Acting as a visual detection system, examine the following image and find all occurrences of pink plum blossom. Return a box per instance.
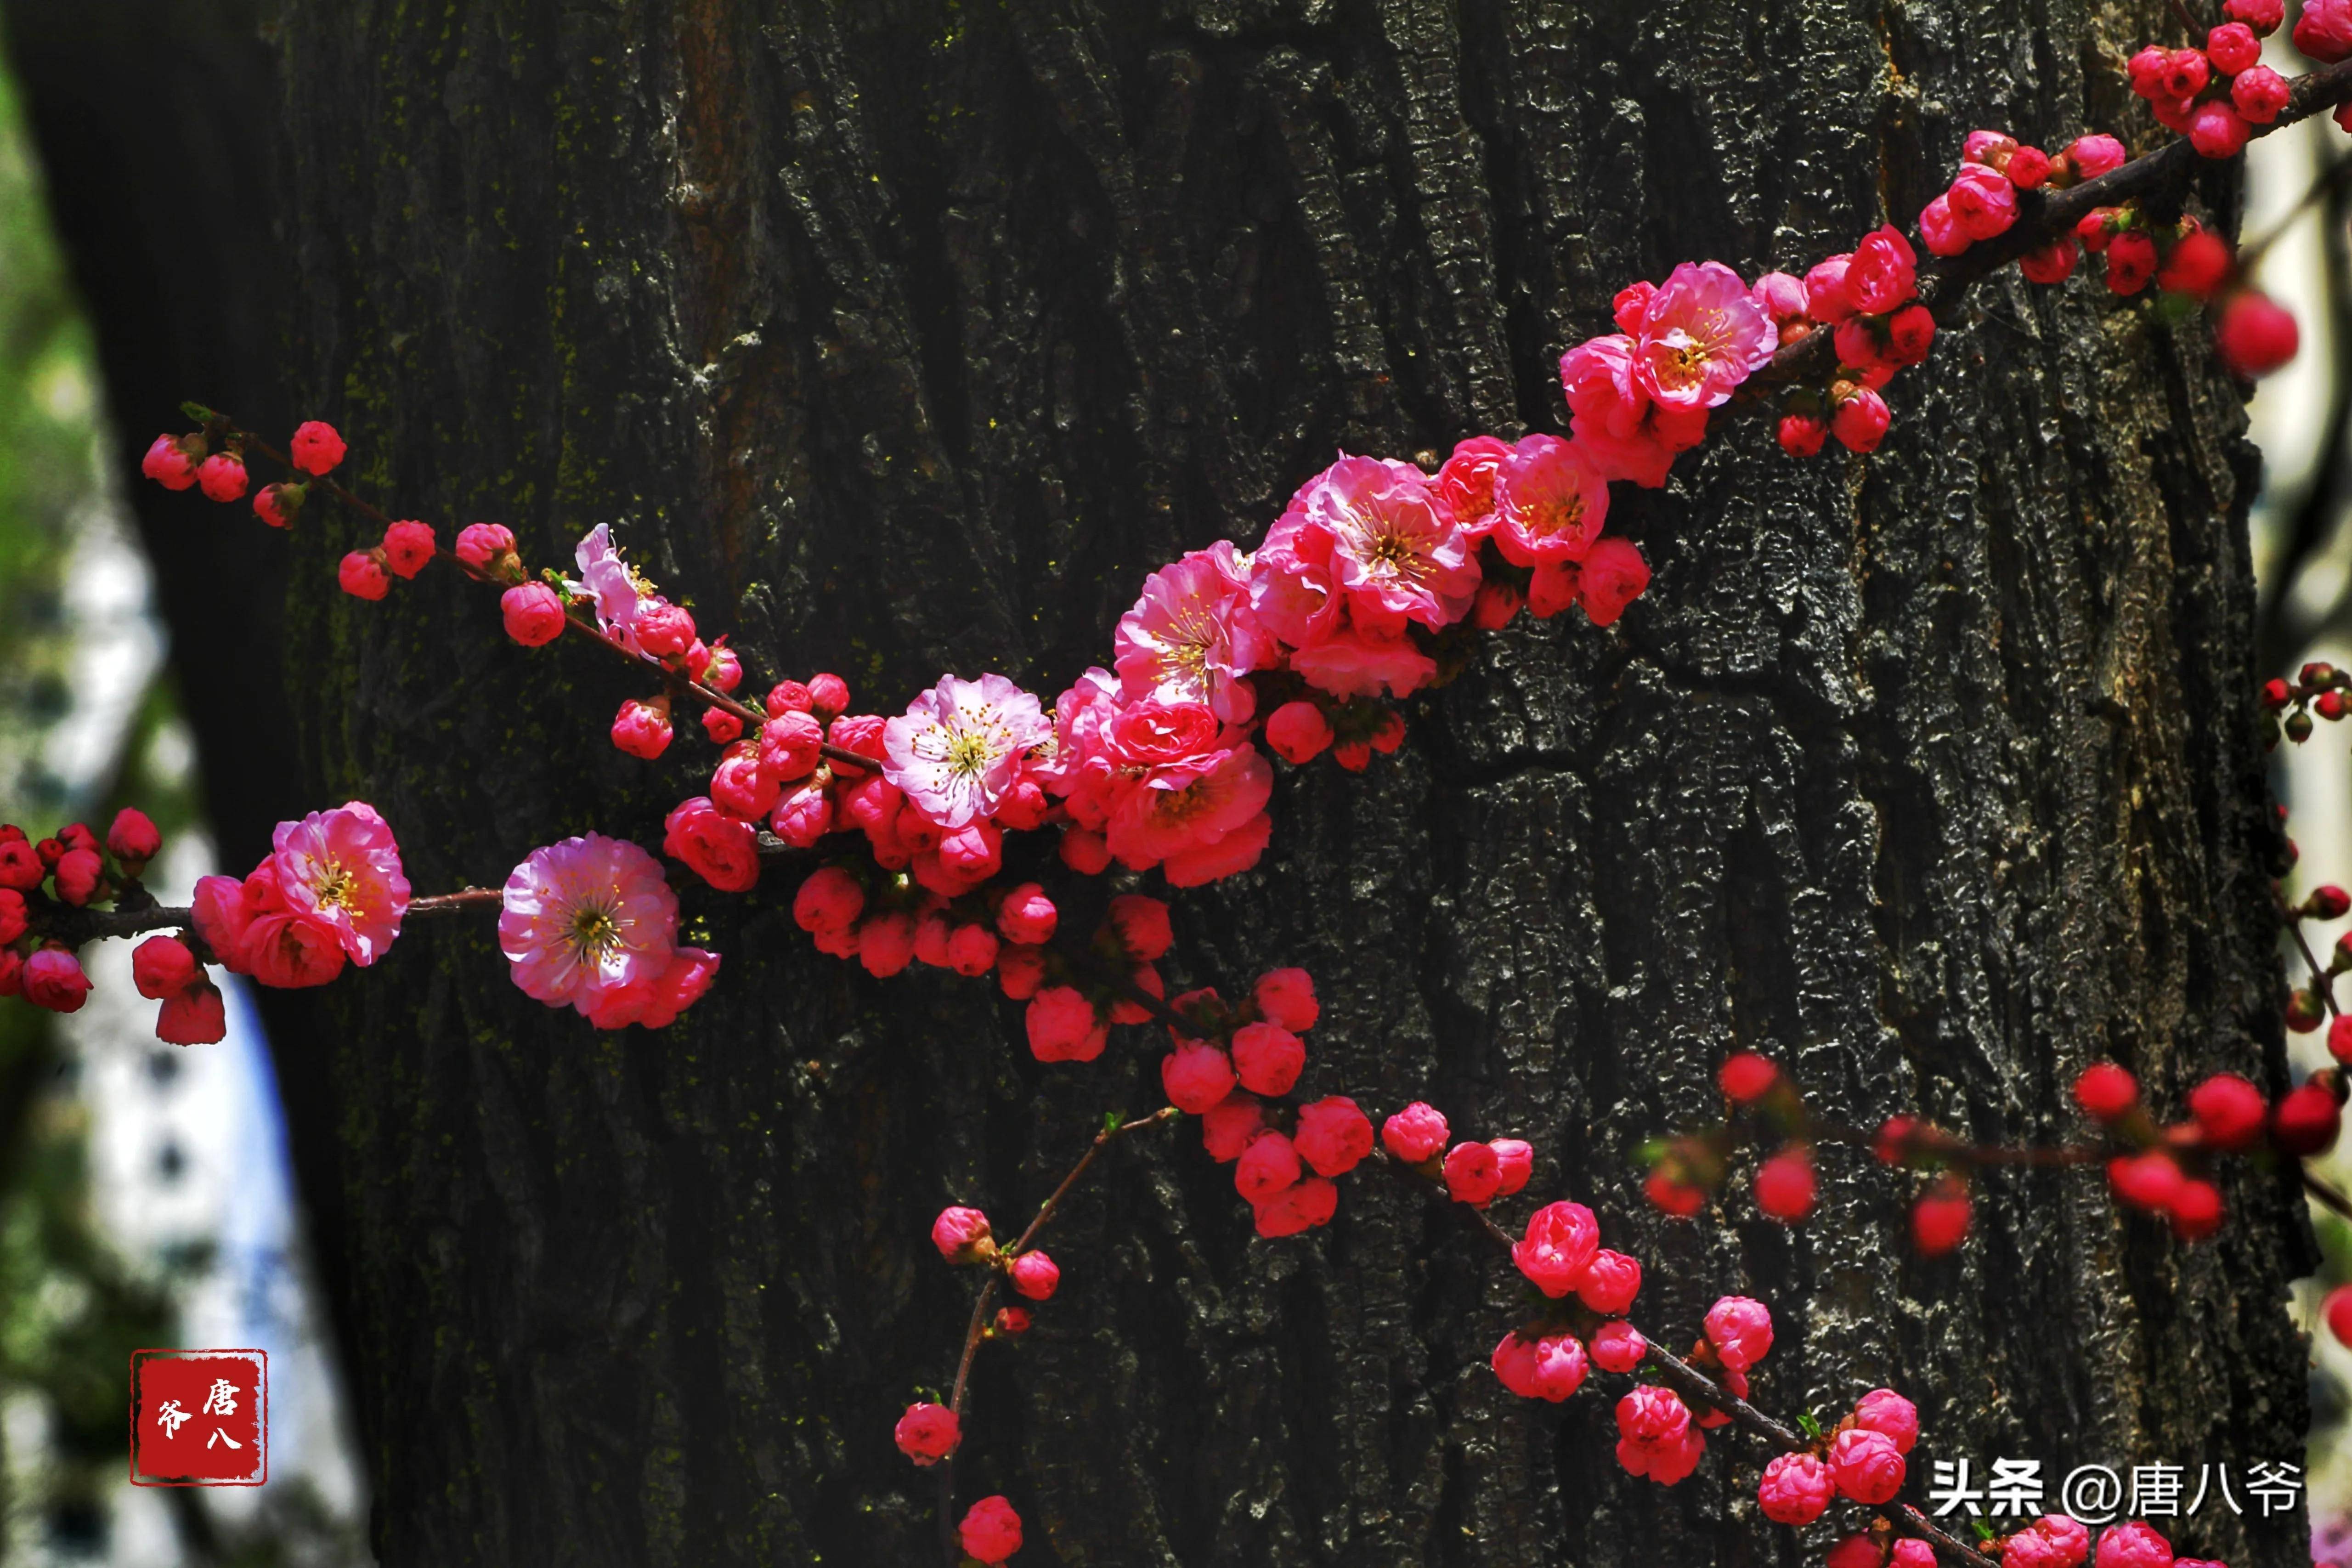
[270,801,410,966]
[1853,1387,1919,1452]
[1757,1452,1836,1524]
[1114,542,1272,723]
[565,524,646,640]
[1493,435,1609,567]
[1513,1200,1600,1297]
[883,673,1051,828]
[1284,454,1480,630]
[1703,1295,1775,1370]
[498,833,684,1028]
[1633,260,1777,411]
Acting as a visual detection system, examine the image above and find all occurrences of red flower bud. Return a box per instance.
[107,807,160,868]
[1911,1176,1972,1256]
[501,582,567,646]
[2073,1061,2139,1119]
[2188,1072,2268,1150]
[1753,1147,1816,1222]
[1718,1051,1778,1103]
[2273,1081,2343,1156]
[289,419,346,475]
[2216,290,2300,379]
[339,550,391,601]
[381,520,436,579]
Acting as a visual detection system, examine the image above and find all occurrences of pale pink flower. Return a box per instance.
[1114,542,1272,723]
[565,524,646,638]
[499,833,681,1026]
[1634,261,1776,411]
[270,801,410,966]
[1288,453,1480,630]
[1493,435,1610,567]
[883,673,1052,828]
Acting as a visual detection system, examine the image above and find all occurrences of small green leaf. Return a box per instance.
[1973,1520,1996,1542]
[179,400,217,423]
[1796,1411,1823,1439]
[1103,1110,1125,1134]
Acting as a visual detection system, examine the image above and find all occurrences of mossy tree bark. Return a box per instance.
[17,0,2327,1563]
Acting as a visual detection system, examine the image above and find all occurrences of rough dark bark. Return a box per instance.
[22,1,2331,1564]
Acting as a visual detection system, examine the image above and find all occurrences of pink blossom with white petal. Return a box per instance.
[1114,542,1273,724]
[883,673,1052,829]
[565,524,646,640]
[270,801,411,966]
[498,833,684,1027]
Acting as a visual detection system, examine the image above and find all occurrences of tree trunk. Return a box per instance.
[36,1,2331,1563]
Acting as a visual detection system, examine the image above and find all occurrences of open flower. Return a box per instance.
[1493,435,1610,567]
[564,524,643,633]
[883,673,1051,828]
[1105,740,1273,871]
[1633,261,1776,411]
[498,833,682,1027]
[271,801,410,965]
[1114,542,1272,723]
[1286,454,1480,630]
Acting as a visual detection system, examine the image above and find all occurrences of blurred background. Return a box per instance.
[0,14,2345,1568]
[0,29,367,1568]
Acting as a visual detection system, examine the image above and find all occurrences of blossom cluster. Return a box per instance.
[0,800,416,1048]
[0,810,169,1023]
[192,802,410,992]
[1643,1041,2342,1258]
[108,26,2352,1560]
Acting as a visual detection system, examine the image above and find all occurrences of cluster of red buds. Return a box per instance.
[1638,1044,2341,1261]
[0,811,176,1022]
[2261,662,2352,748]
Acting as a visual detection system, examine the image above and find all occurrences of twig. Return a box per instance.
[2307,1167,2352,1222]
[33,883,507,951]
[2281,897,2342,1019]
[935,1106,1176,1565]
[407,888,504,913]
[1753,57,2352,397]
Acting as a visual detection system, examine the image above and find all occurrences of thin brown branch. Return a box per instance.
[2281,898,2343,1019]
[35,884,506,951]
[1900,1503,2000,1563]
[407,888,504,913]
[2307,1167,2352,1222]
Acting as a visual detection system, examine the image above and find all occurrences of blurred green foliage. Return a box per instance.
[0,32,174,1562]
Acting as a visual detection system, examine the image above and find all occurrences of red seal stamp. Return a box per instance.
[128,1348,267,1486]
